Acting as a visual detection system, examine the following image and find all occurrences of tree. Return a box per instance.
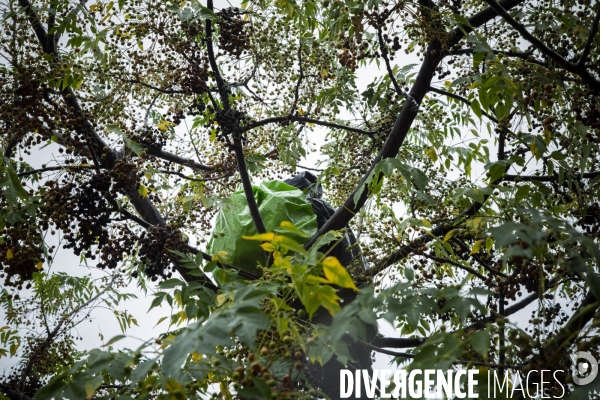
[1,0,600,398]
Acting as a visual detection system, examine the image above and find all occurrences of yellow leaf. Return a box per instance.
[426,148,438,162]
[106,1,114,12]
[36,261,43,270]
[261,242,277,252]
[279,221,308,237]
[242,232,275,241]
[320,68,328,79]
[297,108,304,115]
[165,378,183,393]
[100,12,111,24]
[212,250,229,263]
[157,123,168,131]
[486,237,494,253]
[470,240,482,255]
[6,249,12,259]
[443,230,455,243]
[155,316,168,327]
[321,257,358,291]
[138,185,148,198]
[444,81,451,87]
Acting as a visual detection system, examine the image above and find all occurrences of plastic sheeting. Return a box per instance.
[208,180,318,274]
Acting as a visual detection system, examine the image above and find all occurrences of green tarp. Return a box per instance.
[208,180,318,274]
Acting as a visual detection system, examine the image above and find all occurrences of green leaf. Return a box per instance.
[0,166,29,207]
[83,374,103,398]
[102,334,126,347]
[471,329,490,358]
[471,99,482,119]
[321,257,358,291]
[130,357,157,384]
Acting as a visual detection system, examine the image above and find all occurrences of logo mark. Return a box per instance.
[573,351,598,385]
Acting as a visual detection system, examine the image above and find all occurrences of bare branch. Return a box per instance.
[377,28,404,97]
[289,42,304,116]
[155,169,233,182]
[504,171,600,182]
[232,137,267,234]
[241,115,376,136]
[17,165,96,177]
[143,146,215,171]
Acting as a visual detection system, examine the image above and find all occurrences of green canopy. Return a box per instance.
[208,180,318,274]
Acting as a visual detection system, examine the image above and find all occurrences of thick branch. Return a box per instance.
[304,0,527,250]
[205,0,230,109]
[232,137,267,234]
[20,0,216,289]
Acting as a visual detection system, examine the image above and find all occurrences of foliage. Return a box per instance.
[1,0,600,398]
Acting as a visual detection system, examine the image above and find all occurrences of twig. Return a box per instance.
[19,276,117,387]
[290,42,304,115]
[17,165,96,177]
[377,28,404,97]
[156,169,233,183]
[446,48,546,67]
[363,342,522,370]
[504,171,600,182]
[142,146,215,171]
[579,3,600,66]
[482,0,600,90]
[241,115,377,136]
[419,253,487,280]
[429,87,498,123]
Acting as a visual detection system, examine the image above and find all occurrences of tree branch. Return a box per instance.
[232,137,267,234]
[143,146,215,171]
[579,3,600,67]
[289,42,304,115]
[156,169,233,183]
[377,28,404,97]
[303,0,527,250]
[205,0,230,109]
[504,171,600,182]
[482,0,600,90]
[241,115,376,136]
[429,86,498,123]
[419,253,487,280]
[445,48,546,67]
[19,276,117,387]
[17,165,96,177]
